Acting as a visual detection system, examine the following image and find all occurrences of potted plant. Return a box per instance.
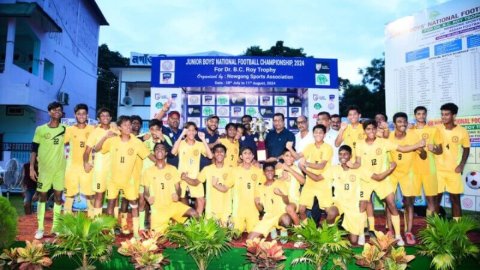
[166,216,231,270]
[291,219,352,270]
[355,231,415,270]
[118,231,168,270]
[245,237,286,270]
[0,197,17,250]
[418,215,479,270]
[52,212,116,270]
[0,240,52,270]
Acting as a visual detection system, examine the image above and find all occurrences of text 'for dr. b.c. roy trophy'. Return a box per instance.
[252,117,267,162]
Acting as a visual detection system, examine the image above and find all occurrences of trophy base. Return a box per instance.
[257,149,267,162]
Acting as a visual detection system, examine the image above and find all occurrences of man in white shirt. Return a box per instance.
[294,115,314,153]
[317,111,340,165]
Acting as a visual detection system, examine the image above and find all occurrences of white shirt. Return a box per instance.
[295,131,314,153]
[324,128,340,165]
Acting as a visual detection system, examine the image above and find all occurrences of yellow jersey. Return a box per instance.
[356,138,398,181]
[258,180,288,216]
[143,164,180,209]
[388,131,420,177]
[199,164,234,219]
[232,166,266,215]
[275,165,303,205]
[342,123,365,153]
[412,125,442,175]
[86,126,118,170]
[219,138,240,167]
[177,140,206,178]
[327,165,367,207]
[101,136,150,185]
[435,124,470,172]
[301,142,333,190]
[65,125,94,168]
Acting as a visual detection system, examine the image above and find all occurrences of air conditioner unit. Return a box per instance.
[122,96,133,107]
[57,91,69,105]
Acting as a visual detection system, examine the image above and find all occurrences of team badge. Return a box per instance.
[376,148,382,155]
[422,133,429,139]
[193,149,200,156]
[222,173,228,180]
[165,173,172,180]
[452,136,459,143]
[349,175,356,182]
[358,134,363,139]
[44,133,51,139]
[251,174,257,181]
[128,148,134,155]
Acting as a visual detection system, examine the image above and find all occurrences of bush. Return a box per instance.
[0,196,18,249]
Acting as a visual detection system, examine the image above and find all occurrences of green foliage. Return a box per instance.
[1,240,52,269]
[0,196,18,249]
[418,215,480,270]
[291,219,352,270]
[166,217,231,270]
[52,213,117,270]
[245,41,307,57]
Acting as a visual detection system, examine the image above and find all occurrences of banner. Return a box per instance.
[151,56,338,88]
[149,88,183,122]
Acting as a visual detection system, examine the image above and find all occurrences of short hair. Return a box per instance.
[282,147,295,154]
[440,103,458,115]
[154,142,167,151]
[236,123,246,130]
[48,101,63,111]
[168,111,180,118]
[241,115,253,122]
[273,113,285,120]
[212,143,227,153]
[375,112,388,122]
[393,112,408,123]
[184,121,198,131]
[339,145,352,155]
[96,107,111,118]
[414,106,427,114]
[225,123,236,130]
[317,111,331,119]
[149,119,163,129]
[296,115,307,122]
[116,115,131,126]
[362,119,377,130]
[312,124,327,133]
[131,115,142,123]
[74,103,88,113]
[263,162,276,171]
[331,114,340,119]
[346,105,361,115]
[240,146,254,154]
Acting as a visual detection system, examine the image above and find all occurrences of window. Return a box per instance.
[124,82,150,106]
[13,19,40,75]
[43,58,53,84]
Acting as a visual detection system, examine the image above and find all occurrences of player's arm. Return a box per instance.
[181,172,201,186]
[396,139,425,153]
[153,99,171,120]
[212,176,230,193]
[29,148,38,181]
[254,197,263,212]
[83,146,94,173]
[378,121,390,138]
[94,131,116,152]
[274,188,290,205]
[305,159,328,170]
[171,129,187,155]
[298,159,324,182]
[208,139,220,149]
[335,122,347,147]
[282,164,305,185]
[455,147,470,174]
[198,131,213,159]
[285,141,303,160]
[371,162,396,181]
[144,186,155,205]
[417,148,427,160]
[428,143,442,155]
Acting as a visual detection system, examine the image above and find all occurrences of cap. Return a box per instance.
[168,111,180,118]
[207,115,219,121]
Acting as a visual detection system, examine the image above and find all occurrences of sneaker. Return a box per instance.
[34,230,44,240]
[122,229,131,235]
[395,235,405,246]
[405,232,416,245]
[358,234,366,246]
[270,229,278,240]
[368,230,377,239]
[280,230,288,244]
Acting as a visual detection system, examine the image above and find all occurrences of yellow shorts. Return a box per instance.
[390,172,421,197]
[252,212,285,237]
[151,202,190,233]
[106,180,140,201]
[361,179,394,200]
[64,166,94,197]
[232,212,259,233]
[299,190,333,209]
[37,167,65,193]
[341,210,364,236]
[92,165,110,193]
[180,181,204,198]
[415,173,438,197]
[437,171,463,194]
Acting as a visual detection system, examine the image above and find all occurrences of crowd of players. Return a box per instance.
[28,100,470,247]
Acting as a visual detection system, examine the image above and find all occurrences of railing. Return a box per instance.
[1,142,31,164]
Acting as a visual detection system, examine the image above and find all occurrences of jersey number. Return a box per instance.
[247,183,251,189]
[53,138,59,145]
[80,141,85,148]
[231,155,234,161]
[344,183,350,190]
[371,159,377,166]
[161,183,165,190]
[120,156,125,163]
[398,153,402,160]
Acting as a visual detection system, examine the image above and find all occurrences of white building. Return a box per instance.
[0,0,108,165]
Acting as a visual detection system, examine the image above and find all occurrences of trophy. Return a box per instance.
[252,116,268,162]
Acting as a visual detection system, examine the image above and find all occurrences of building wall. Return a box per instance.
[117,67,152,120]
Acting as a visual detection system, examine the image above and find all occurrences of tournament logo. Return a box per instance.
[128,148,134,155]
[349,175,356,182]
[222,173,228,180]
[193,149,200,156]
[358,134,364,139]
[452,136,459,143]
[376,148,382,155]
[44,133,51,139]
[165,173,172,180]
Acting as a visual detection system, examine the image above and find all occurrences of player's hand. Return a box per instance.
[198,131,206,141]
[30,168,38,181]
[379,121,388,130]
[84,162,93,173]
[163,99,172,111]
[286,141,293,150]
[147,196,155,205]
[172,193,179,202]
[281,163,290,171]
[455,164,465,174]
[389,162,397,170]
[427,144,434,152]
[340,122,348,131]
[181,172,188,181]
[252,160,261,168]
[181,128,188,138]
[346,160,355,168]
[143,133,151,141]
[274,188,284,196]
[417,139,426,148]
[106,130,116,138]
[110,122,118,130]
[212,177,219,186]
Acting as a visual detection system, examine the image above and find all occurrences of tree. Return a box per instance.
[244,41,307,57]
[96,44,129,119]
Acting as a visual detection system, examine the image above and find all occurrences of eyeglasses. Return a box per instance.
[296,120,306,124]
